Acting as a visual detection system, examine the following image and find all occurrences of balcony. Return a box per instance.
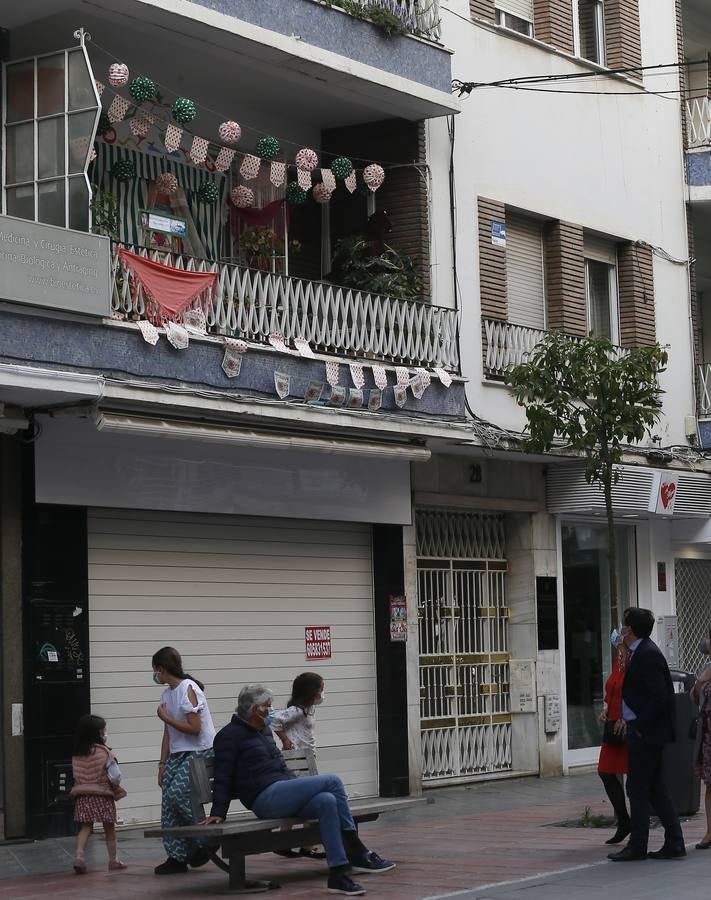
[686,97,711,149]
[112,244,459,370]
[483,318,624,379]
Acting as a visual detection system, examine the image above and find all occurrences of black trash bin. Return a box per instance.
[663,670,700,817]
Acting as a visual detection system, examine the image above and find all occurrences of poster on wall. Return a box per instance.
[389,595,407,642]
[305,626,331,660]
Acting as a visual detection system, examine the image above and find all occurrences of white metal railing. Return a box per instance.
[111,244,459,370]
[686,97,711,148]
[483,318,547,377]
[334,0,441,41]
[698,364,711,415]
[483,318,625,378]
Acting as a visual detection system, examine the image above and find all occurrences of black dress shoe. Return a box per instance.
[154,857,188,875]
[648,846,686,860]
[608,845,647,861]
[188,847,212,868]
[605,824,632,845]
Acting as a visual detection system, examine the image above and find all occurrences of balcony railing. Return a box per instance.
[686,97,711,149]
[111,244,459,371]
[698,364,711,416]
[483,318,625,379]
[333,0,441,41]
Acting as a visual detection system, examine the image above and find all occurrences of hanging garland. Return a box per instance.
[108,63,129,86]
[198,181,219,205]
[331,157,354,179]
[129,75,156,104]
[286,182,307,205]
[219,120,242,144]
[112,159,136,183]
[255,135,280,161]
[172,97,197,125]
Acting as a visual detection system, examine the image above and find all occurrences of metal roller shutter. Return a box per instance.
[88,508,377,826]
[506,213,545,329]
[496,0,534,23]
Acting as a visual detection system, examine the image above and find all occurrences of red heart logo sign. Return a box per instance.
[660,482,676,509]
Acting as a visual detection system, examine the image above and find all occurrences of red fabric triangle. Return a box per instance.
[117,247,218,321]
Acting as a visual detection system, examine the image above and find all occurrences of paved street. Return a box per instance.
[0,770,707,898]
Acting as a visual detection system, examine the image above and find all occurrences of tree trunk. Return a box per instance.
[602,464,619,628]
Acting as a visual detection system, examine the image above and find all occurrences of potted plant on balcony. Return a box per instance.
[239,225,300,273]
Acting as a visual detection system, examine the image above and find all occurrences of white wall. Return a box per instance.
[429,0,694,444]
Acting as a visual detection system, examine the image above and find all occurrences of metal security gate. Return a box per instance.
[416,509,511,783]
[675,558,711,674]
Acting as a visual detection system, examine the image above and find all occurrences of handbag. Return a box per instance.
[602,719,626,745]
[111,784,128,801]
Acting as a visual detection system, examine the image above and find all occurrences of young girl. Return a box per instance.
[152,646,216,875]
[272,672,325,860]
[70,713,127,874]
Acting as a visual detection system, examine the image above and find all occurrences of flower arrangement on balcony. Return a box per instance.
[323,0,415,38]
[239,225,301,272]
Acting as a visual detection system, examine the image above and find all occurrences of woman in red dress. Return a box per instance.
[598,635,630,844]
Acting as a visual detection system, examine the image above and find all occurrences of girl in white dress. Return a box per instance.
[272,672,325,860]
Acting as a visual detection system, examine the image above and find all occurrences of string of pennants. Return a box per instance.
[95,63,385,205]
[134,317,452,410]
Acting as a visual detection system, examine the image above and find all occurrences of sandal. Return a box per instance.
[73,858,87,875]
[299,847,327,859]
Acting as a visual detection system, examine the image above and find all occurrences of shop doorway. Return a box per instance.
[561,522,634,766]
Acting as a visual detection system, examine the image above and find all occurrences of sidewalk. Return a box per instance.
[0,770,706,898]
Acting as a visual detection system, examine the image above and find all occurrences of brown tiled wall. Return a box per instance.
[603,0,642,72]
[543,221,587,336]
[617,243,656,347]
[477,198,507,320]
[470,0,496,23]
[533,0,575,54]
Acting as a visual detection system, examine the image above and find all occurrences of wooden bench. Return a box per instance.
[145,749,430,893]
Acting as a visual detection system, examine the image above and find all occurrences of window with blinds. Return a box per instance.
[505,213,545,330]
[495,0,534,34]
[575,0,605,64]
[584,234,619,343]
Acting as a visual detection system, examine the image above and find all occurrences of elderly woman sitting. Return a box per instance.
[204,684,394,897]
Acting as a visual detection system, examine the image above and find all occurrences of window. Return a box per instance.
[3,46,98,229]
[506,212,545,329]
[584,235,618,342]
[495,7,533,37]
[574,0,605,65]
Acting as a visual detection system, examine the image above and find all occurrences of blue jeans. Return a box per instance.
[252,774,357,868]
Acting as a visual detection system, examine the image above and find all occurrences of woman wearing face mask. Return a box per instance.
[271,672,326,860]
[152,646,216,876]
[597,628,631,845]
[692,627,711,850]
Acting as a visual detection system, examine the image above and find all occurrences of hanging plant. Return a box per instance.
[97,111,112,136]
[172,97,197,125]
[90,189,121,241]
[198,181,219,205]
[286,182,307,205]
[129,75,156,104]
[255,135,280,161]
[331,156,354,179]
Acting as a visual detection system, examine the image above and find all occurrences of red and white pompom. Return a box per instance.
[296,147,319,172]
[219,120,242,144]
[155,172,178,195]
[108,63,130,87]
[363,163,385,192]
[312,183,332,204]
[230,185,254,208]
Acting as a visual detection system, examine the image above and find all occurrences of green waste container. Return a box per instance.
[663,670,700,817]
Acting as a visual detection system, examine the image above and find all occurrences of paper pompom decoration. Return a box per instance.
[129,75,156,104]
[331,156,354,179]
[156,172,178,195]
[198,181,219,205]
[108,63,129,87]
[296,148,318,171]
[97,111,111,136]
[230,185,254,208]
[286,182,307,205]
[363,163,385,191]
[312,183,332,204]
[172,97,196,126]
[113,159,136,183]
[255,136,280,161]
[219,120,242,144]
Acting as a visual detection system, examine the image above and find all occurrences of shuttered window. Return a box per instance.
[497,0,534,24]
[506,213,545,329]
[584,234,619,343]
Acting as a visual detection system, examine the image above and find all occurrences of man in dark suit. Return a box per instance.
[608,607,686,862]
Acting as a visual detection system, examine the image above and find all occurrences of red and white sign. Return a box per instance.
[649,473,679,516]
[305,626,331,660]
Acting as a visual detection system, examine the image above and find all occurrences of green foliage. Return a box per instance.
[90,189,120,241]
[329,237,423,301]
[506,331,667,482]
[578,806,615,829]
[326,0,409,37]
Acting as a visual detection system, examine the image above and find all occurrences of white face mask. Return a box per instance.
[313,693,324,705]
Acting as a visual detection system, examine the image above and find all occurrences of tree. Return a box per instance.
[506,332,668,626]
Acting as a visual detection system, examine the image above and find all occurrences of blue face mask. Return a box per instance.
[153,672,163,685]
[610,628,622,647]
[264,710,274,729]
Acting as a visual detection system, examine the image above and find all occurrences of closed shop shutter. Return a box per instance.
[88,509,377,826]
[506,214,545,329]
